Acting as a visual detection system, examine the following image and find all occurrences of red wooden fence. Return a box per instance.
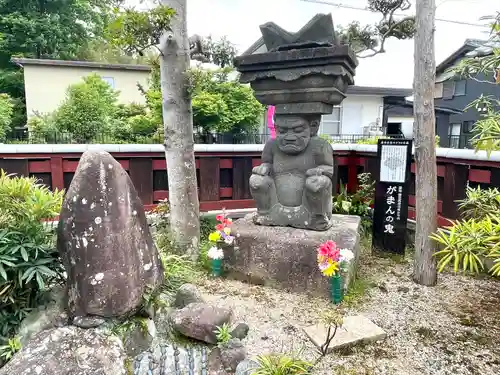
[1,145,499,224]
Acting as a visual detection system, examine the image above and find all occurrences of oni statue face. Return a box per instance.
[275,115,312,155]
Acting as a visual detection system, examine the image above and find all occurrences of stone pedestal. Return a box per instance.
[225,214,361,297]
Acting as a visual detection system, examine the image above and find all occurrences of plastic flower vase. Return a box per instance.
[211,258,223,277]
[330,274,344,304]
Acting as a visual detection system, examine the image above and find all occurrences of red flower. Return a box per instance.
[223,218,232,226]
[215,224,224,231]
[317,240,340,261]
[216,214,224,222]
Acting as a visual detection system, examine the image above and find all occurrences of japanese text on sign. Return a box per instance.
[383,185,403,234]
[380,144,408,183]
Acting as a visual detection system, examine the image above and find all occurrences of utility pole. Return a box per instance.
[413,0,438,285]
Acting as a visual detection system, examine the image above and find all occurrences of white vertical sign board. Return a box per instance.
[380,145,408,183]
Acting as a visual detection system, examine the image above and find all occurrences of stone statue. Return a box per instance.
[250,114,334,231]
[234,13,358,231]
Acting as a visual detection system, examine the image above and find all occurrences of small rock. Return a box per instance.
[283,324,297,333]
[391,269,404,278]
[377,283,389,293]
[174,283,205,309]
[220,338,247,372]
[230,323,249,340]
[123,323,154,357]
[397,286,410,293]
[235,359,260,375]
[170,302,232,344]
[73,316,106,328]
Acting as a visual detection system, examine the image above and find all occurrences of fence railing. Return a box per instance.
[444,134,475,149]
[5,130,408,145]
[4,130,491,150]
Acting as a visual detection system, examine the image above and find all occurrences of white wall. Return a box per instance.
[340,95,383,134]
[23,65,150,117]
[387,116,414,138]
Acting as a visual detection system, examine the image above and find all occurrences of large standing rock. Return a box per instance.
[170,303,232,344]
[57,151,164,319]
[0,326,126,375]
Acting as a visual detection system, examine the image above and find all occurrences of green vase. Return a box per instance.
[330,274,344,304]
[211,258,222,277]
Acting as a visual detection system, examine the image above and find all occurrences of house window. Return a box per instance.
[102,76,115,88]
[320,106,341,135]
[434,83,443,98]
[463,120,474,133]
[442,80,455,99]
[454,80,466,96]
[448,123,461,148]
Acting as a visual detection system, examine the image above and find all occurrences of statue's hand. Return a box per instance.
[252,163,271,176]
[305,168,323,177]
[306,175,330,193]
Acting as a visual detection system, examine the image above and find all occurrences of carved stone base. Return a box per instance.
[225,213,361,297]
[253,203,332,231]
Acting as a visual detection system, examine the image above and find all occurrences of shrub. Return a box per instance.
[457,186,500,220]
[253,352,312,375]
[0,171,64,347]
[214,323,232,347]
[27,114,60,143]
[0,94,13,142]
[432,186,500,276]
[431,216,500,275]
[150,200,200,293]
[53,74,120,142]
[116,102,147,120]
[332,173,375,232]
[127,114,159,138]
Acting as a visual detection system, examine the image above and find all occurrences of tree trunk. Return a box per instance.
[413,0,438,285]
[159,0,200,259]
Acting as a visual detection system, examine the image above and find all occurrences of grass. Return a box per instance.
[342,277,371,308]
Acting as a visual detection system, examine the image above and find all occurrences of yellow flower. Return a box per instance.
[224,227,231,235]
[321,261,339,277]
[208,232,221,242]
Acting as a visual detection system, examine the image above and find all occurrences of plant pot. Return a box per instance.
[211,258,223,277]
[330,274,344,304]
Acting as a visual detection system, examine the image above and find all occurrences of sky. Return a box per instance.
[179,0,492,89]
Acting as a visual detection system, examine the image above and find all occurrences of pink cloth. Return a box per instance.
[267,106,276,139]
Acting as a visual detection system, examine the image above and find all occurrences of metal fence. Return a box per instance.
[5,130,409,145]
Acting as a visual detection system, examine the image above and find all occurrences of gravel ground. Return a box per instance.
[197,251,500,375]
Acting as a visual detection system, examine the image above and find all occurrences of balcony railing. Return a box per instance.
[444,134,475,149]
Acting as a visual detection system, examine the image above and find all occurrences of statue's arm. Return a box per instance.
[253,139,274,175]
[309,140,334,179]
[261,139,274,164]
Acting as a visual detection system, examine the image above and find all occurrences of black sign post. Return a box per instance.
[372,138,412,254]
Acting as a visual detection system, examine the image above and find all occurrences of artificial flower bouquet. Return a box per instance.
[317,240,354,304]
[207,210,234,276]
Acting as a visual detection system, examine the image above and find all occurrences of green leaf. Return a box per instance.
[20,247,28,262]
[0,264,7,281]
